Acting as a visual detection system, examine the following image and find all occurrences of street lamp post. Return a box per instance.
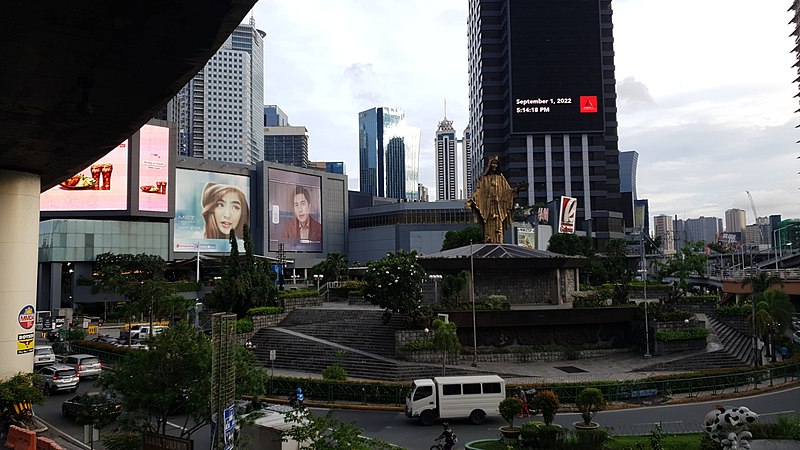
[469,241,478,368]
[640,229,651,358]
[428,274,442,304]
[313,274,324,291]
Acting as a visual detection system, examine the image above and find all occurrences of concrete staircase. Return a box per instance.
[249,306,479,381]
[638,314,754,372]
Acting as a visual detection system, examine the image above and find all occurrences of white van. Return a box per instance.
[405,375,506,425]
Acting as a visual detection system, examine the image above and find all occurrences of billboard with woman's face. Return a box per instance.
[268,168,322,253]
[174,169,250,253]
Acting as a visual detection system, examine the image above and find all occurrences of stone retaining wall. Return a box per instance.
[396,329,634,362]
[653,338,706,355]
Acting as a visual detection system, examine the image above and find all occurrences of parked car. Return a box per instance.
[37,364,79,395]
[46,329,64,342]
[61,392,122,421]
[61,354,103,379]
[90,334,117,344]
[792,331,800,345]
[33,345,56,368]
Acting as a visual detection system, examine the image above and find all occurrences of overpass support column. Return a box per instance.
[0,170,40,378]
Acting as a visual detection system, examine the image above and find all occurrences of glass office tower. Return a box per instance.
[358,107,420,201]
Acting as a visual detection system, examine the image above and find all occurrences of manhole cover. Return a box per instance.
[554,366,587,374]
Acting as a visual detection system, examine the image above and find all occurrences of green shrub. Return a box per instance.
[246,306,285,316]
[574,428,610,449]
[482,295,510,310]
[235,318,253,333]
[401,339,435,351]
[716,305,751,317]
[171,280,201,292]
[63,327,86,341]
[655,327,709,341]
[499,396,523,428]
[520,421,543,446]
[778,414,800,439]
[699,433,723,450]
[531,390,560,425]
[575,387,607,425]
[278,288,319,299]
[322,364,347,381]
[681,295,718,303]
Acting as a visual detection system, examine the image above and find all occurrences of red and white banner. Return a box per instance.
[558,196,577,234]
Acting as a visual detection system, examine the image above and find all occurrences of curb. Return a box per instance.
[34,416,90,450]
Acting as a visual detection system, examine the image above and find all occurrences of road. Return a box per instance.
[35,382,799,449]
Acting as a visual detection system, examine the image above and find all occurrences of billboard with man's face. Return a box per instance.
[268,168,323,253]
[173,169,250,253]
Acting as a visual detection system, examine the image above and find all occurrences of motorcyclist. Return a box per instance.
[289,387,305,408]
[436,422,456,450]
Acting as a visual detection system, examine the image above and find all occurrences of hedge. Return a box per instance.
[278,288,319,299]
[655,327,709,341]
[246,306,285,316]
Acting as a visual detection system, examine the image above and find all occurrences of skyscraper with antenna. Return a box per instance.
[435,100,457,200]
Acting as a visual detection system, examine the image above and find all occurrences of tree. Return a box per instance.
[441,272,468,305]
[100,322,212,439]
[0,372,44,411]
[363,250,426,319]
[499,397,523,430]
[656,241,708,300]
[234,346,269,400]
[431,318,461,376]
[575,387,607,426]
[531,390,560,426]
[547,234,594,257]
[586,238,634,303]
[441,226,483,251]
[211,225,278,317]
[281,408,396,449]
[311,253,349,282]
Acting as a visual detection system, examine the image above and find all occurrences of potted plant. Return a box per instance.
[498,396,523,440]
[574,387,607,429]
[531,390,560,426]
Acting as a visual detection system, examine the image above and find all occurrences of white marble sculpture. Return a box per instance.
[703,406,759,450]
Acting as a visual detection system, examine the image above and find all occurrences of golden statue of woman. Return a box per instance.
[466,157,525,243]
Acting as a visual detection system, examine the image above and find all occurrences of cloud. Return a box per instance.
[617,76,655,111]
[343,63,382,105]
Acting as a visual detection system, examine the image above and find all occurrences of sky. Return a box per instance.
[249,0,800,223]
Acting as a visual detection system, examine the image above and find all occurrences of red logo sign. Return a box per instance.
[558,196,578,234]
[18,305,35,330]
[579,96,598,113]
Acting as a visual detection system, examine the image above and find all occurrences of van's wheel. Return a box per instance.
[469,409,486,425]
[420,410,435,426]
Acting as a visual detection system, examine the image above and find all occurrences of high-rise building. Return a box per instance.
[435,116,458,201]
[466,0,625,245]
[171,19,265,164]
[725,208,747,233]
[264,105,289,126]
[653,214,676,254]
[462,127,474,199]
[418,183,429,202]
[358,107,421,201]
[619,151,638,200]
[264,125,309,168]
[683,216,721,244]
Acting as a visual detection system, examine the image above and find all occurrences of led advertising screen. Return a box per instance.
[268,168,323,253]
[41,141,129,211]
[137,124,170,212]
[174,169,250,253]
[509,0,605,134]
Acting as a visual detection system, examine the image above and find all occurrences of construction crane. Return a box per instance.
[746,191,768,246]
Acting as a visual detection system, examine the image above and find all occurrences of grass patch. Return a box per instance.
[604,433,703,450]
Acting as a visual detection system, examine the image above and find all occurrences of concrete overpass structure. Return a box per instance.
[0,0,258,378]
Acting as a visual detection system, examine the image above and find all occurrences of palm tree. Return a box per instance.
[431,318,461,376]
[311,252,349,283]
